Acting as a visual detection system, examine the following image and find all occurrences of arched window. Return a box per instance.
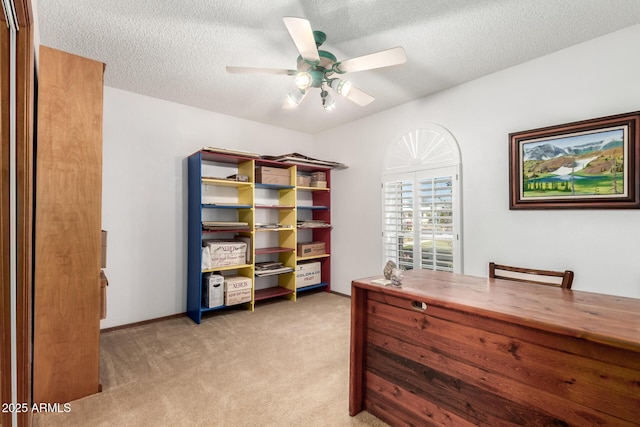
[382,125,462,273]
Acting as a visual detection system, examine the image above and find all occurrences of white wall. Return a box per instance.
[317,24,640,299]
[101,88,313,328]
[102,25,640,328]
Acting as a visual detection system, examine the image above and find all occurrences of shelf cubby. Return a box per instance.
[254,286,295,301]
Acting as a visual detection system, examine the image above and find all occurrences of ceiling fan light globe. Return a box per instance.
[286,88,306,107]
[295,72,312,90]
[339,80,352,96]
[330,78,352,97]
[322,92,335,111]
[284,96,297,108]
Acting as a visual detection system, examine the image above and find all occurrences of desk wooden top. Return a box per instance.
[352,269,640,352]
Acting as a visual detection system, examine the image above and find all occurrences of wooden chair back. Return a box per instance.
[489,262,574,289]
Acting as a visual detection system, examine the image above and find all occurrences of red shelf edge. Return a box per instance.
[255,247,295,255]
[254,287,294,301]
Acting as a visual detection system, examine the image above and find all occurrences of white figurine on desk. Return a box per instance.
[371,260,403,287]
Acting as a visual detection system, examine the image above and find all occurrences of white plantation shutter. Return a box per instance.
[382,175,415,270]
[383,167,460,272]
[418,173,454,271]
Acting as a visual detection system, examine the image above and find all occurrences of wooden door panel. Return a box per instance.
[33,46,103,404]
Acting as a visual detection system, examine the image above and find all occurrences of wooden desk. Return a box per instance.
[349,270,640,426]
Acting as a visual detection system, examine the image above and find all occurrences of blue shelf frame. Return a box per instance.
[297,282,329,292]
[203,203,252,209]
[188,152,256,323]
[187,152,204,323]
[297,205,329,210]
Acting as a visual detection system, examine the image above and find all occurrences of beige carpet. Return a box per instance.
[33,291,388,427]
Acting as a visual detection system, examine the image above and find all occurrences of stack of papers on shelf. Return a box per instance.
[203,202,251,207]
[203,146,261,158]
[255,261,294,277]
[202,221,250,231]
[260,152,348,170]
[255,223,279,229]
[297,219,332,229]
[202,175,244,182]
[255,223,294,229]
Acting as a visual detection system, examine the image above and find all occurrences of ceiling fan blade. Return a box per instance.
[283,17,320,63]
[345,86,375,107]
[226,66,296,75]
[334,47,406,74]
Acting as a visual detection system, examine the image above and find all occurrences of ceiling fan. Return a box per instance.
[226,17,407,111]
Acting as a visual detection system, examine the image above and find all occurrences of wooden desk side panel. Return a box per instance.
[352,284,640,426]
[349,285,366,416]
[33,46,104,404]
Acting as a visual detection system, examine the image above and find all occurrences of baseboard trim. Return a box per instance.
[100,313,186,334]
[330,290,350,298]
[100,292,350,333]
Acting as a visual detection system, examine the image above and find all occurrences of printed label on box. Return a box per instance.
[256,166,291,185]
[224,275,252,291]
[297,242,326,257]
[204,240,247,267]
[225,288,252,305]
[296,262,321,287]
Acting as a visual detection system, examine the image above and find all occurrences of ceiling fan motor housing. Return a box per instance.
[296,50,336,88]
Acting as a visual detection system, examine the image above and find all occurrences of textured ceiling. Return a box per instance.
[36,0,640,134]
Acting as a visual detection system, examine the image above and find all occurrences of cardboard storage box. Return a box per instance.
[226,288,251,306]
[224,275,252,291]
[297,175,311,187]
[224,275,252,305]
[296,262,321,287]
[255,166,290,185]
[310,181,327,188]
[204,240,247,268]
[311,171,326,182]
[203,274,224,308]
[297,241,326,257]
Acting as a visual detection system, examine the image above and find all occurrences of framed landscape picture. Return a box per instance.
[509,111,640,209]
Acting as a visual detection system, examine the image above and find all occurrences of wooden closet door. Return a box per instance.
[33,46,104,404]
[2,1,35,425]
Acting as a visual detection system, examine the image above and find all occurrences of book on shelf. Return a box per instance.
[255,267,295,277]
[255,223,279,229]
[202,221,250,231]
[255,223,294,229]
[255,261,294,277]
[202,175,249,183]
[297,219,332,229]
[203,221,248,226]
[256,261,283,270]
